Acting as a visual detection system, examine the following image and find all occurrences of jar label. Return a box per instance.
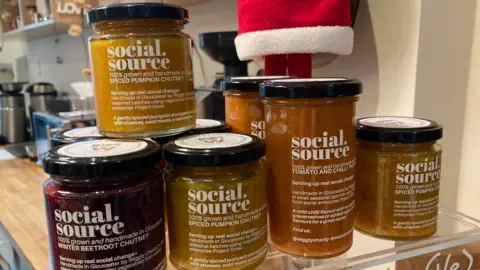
[167,175,268,269]
[57,139,148,157]
[174,133,252,149]
[44,177,166,270]
[355,151,442,237]
[89,37,196,135]
[393,154,441,229]
[289,130,355,245]
[194,119,222,129]
[63,126,102,138]
[265,101,357,257]
[359,117,431,128]
[250,120,265,139]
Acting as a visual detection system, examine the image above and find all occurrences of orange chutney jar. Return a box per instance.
[87,3,196,138]
[222,76,289,139]
[261,78,361,258]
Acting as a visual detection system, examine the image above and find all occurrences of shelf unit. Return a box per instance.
[3,20,70,41]
[1,0,212,42]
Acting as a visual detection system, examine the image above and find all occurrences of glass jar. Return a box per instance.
[152,119,232,232]
[222,76,290,139]
[51,126,104,147]
[42,139,166,270]
[163,133,268,270]
[261,78,361,258]
[87,3,196,138]
[354,116,443,240]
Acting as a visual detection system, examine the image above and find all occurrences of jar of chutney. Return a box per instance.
[261,78,361,258]
[87,3,196,138]
[163,133,268,270]
[42,139,166,270]
[355,116,443,240]
[222,76,290,139]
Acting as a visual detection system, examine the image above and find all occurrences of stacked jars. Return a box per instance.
[43,3,197,270]
[41,3,446,266]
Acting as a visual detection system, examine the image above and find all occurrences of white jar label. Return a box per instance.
[175,133,252,149]
[359,117,431,129]
[57,139,148,157]
[63,126,103,138]
[194,119,222,129]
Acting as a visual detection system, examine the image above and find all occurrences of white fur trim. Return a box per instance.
[235,26,354,60]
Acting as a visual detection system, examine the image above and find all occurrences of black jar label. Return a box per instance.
[45,179,165,270]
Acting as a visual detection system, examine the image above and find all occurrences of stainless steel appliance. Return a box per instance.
[0,82,28,144]
[0,92,26,144]
[24,82,58,138]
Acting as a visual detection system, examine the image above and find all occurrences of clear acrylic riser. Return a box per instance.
[167,206,480,269]
[254,206,480,270]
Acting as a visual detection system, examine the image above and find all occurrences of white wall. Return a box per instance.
[313,0,421,118]
[0,40,23,64]
[414,0,478,212]
[0,39,24,82]
[458,1,480,219]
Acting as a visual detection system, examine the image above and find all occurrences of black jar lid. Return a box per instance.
[356,116,443,143]
[152,119,231,145]
[163,133,265,166]
[51,126,104,147]
[86,3,189,25]
[260,78,362,98]
[222,76,292,92]
[43,139,162,178]
[190,119,232,134]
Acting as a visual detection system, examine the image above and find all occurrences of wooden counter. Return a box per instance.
[0,158,50,269]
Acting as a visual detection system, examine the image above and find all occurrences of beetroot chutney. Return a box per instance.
[42,139,166,270]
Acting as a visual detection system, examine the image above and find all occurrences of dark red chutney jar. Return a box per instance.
[42,139,166,270]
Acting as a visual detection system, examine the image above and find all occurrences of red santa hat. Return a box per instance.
[235,0,354,69]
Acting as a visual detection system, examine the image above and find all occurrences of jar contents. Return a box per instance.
[222,76,290,139]
[261,78,361,258]
[51,126,104,147]
[87,3,196,138]
[163,133,268,270]
[42,139,166,270]
[355,117,443,240]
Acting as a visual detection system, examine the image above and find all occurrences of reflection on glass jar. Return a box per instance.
[222,76,290,139]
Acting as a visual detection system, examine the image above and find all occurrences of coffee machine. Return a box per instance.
[195,31,250,121]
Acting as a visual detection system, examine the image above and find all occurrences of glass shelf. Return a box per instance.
[46,206,480,269]
[254,206,480,269]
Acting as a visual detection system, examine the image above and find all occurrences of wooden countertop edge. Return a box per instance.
[0,158,50,269]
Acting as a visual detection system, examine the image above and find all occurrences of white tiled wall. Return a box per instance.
[20,0,249,93]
